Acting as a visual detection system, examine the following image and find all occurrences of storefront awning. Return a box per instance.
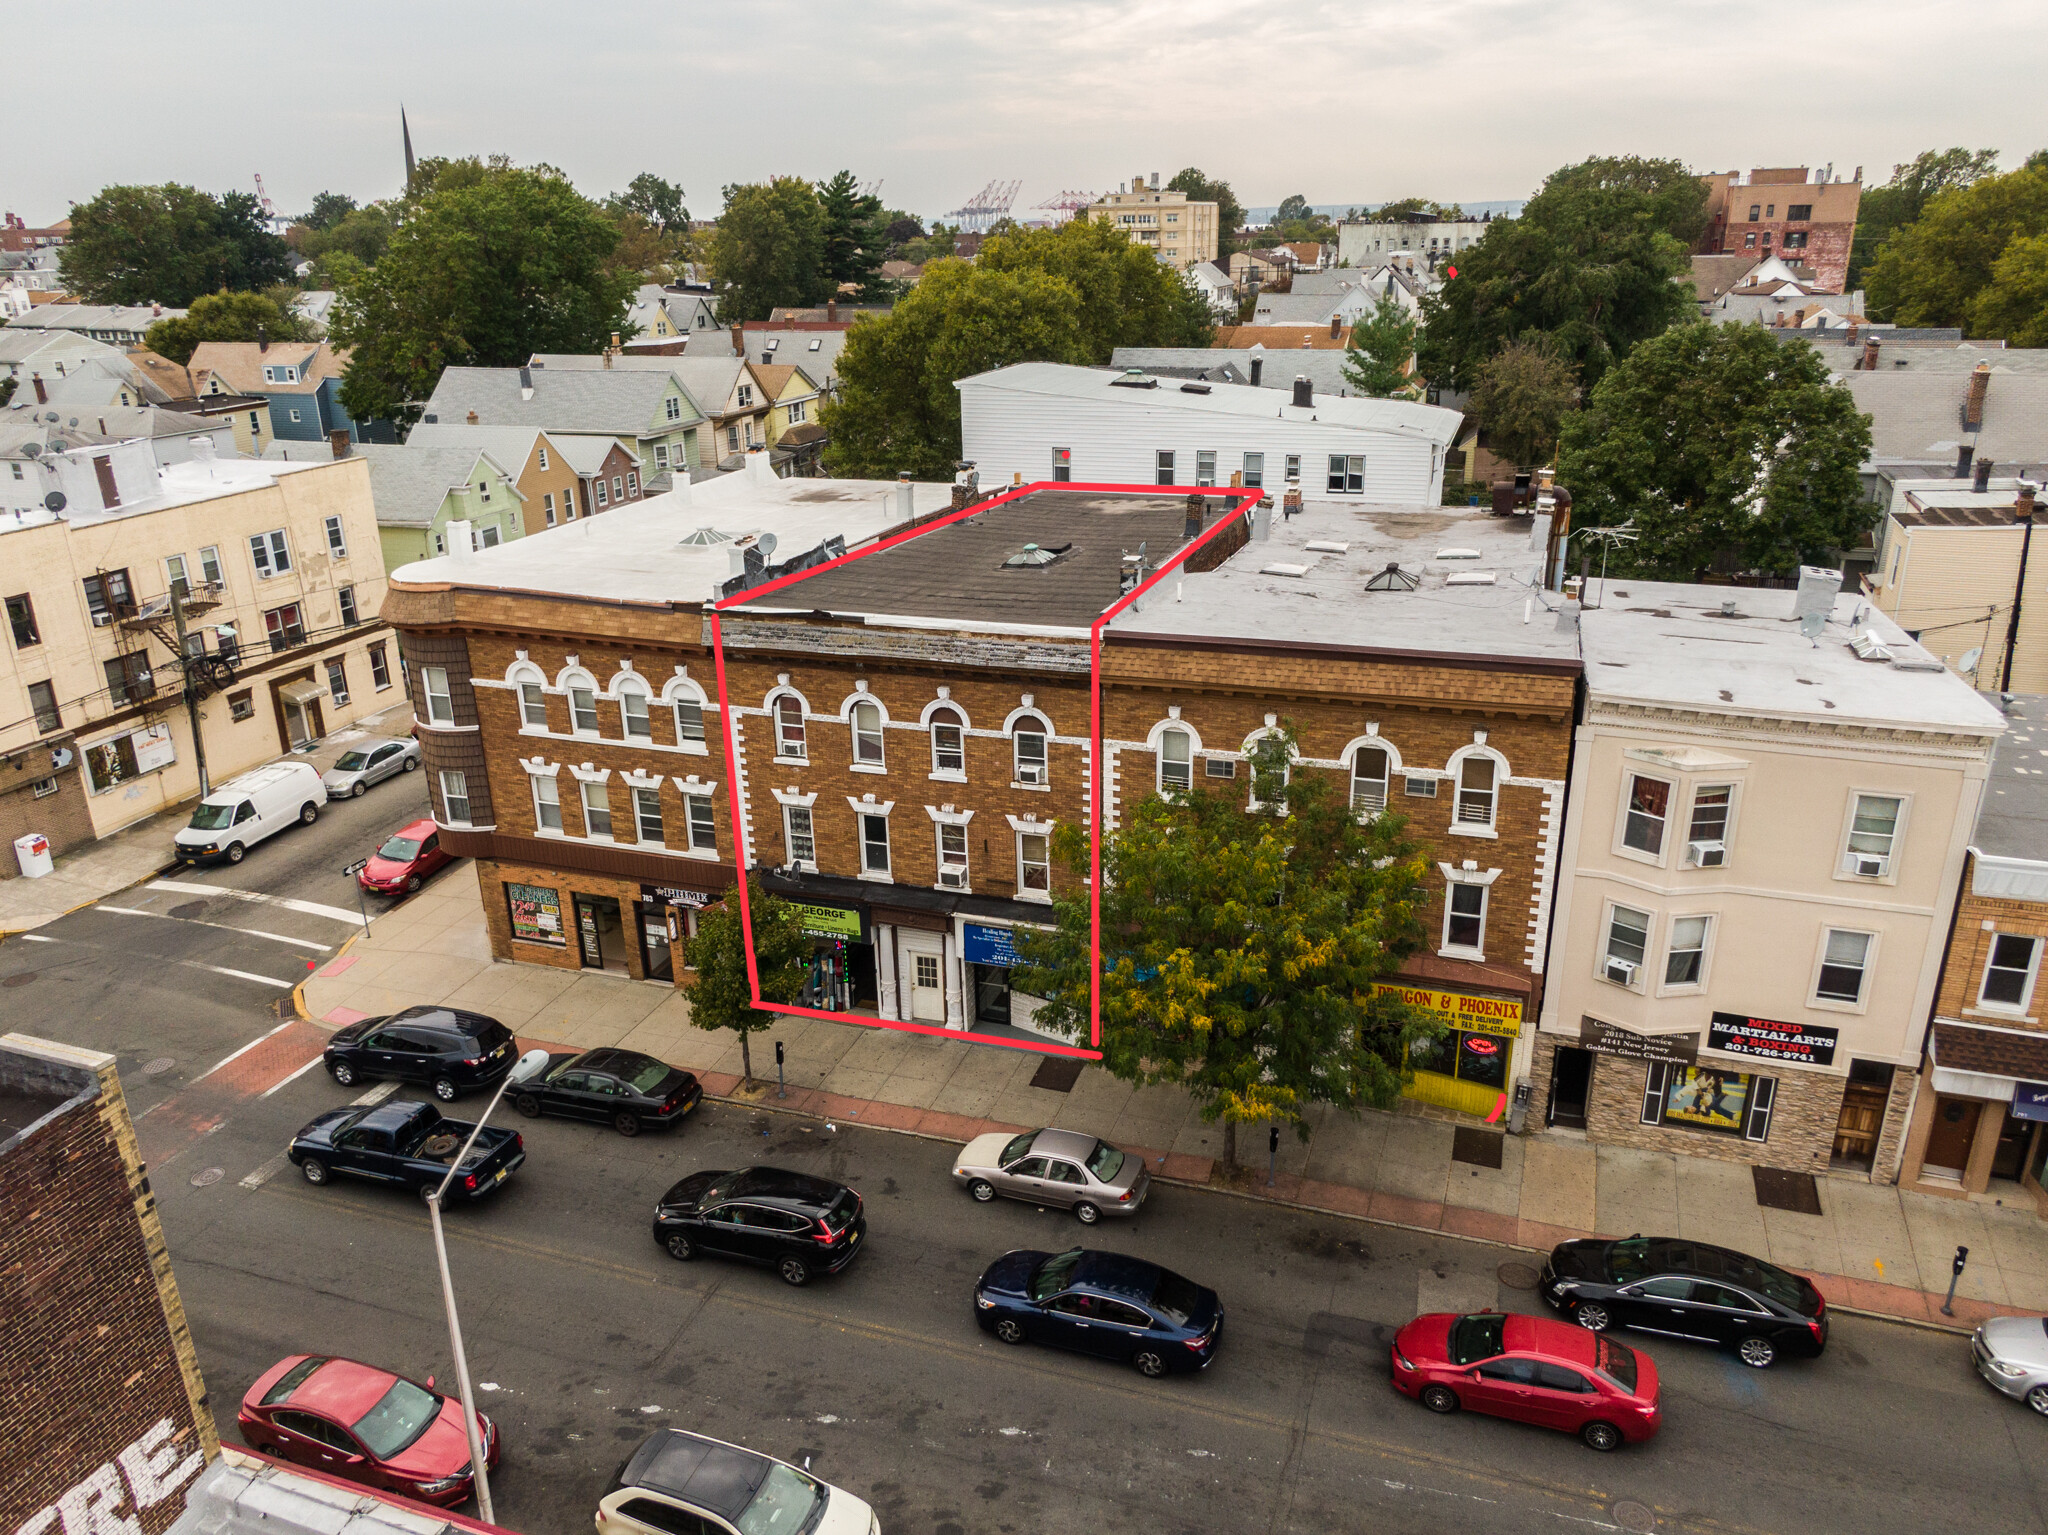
[1930,1022,2048,1099]
[276,678,324,708]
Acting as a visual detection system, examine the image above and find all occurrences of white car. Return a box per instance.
[599,1427,878,1535]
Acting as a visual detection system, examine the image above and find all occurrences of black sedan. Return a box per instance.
[974,1246,1222,1378]
[653,1166,865,1287]
[1542,1235,1828,1368]
[511,1048,702,1136]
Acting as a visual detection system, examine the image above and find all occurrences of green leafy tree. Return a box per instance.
[816,170,885,296]
[60,183,293,305]
[1970,233,2048,347]
[1166,168,1244,257]
[1865,164,2048,329]
[0,376,15,409]
[709,177,829,321]
[299,203,395,267]
[1417,156,1698,393]
[142,290,317,364]
[1162,270,1218,347]
[1011,731,1433,1177]
[1467,339,1578,470]
[977,217,1200,359]
[329,161,638,426]
[1557,322,1873,579]
[882,213,925,250]
[1847,148,2000,292]
[1369,198,1467,224]
[1342,289,1420,398]
[302,191,358,231]
[609,172,689,233]
[683,880,809,1085]
[1275,193,1313,225]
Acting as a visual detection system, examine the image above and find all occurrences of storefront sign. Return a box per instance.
[1709,1010,1839,1067]
[82,725,177,794]
[2013,1081,2048,1124]
[795,902,866,941]
[1580,1017,1699,1064]
[132,723,174,772]
[963,922,1021,967]
[1374,983,1524,1038]
[506,882,565,946]
[642,884,712,910]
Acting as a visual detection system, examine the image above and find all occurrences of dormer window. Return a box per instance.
[737,384,754,408]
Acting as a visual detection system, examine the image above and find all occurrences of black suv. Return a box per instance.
[1541,1236,1829,1369]
[323,1006,517,1102]
[653,1166,866,1287]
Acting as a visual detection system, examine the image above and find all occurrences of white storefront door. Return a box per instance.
[903,935,946,1022]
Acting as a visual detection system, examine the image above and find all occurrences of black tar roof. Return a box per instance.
[731,488,1232,630]
[622,1429,772,1520]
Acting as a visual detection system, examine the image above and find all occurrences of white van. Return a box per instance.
[173,762,324,866]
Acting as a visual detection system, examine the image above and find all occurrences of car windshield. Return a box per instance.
[334,752,372,771]
[349,1378,441,1460]
[735,1463,825,1535]
[1606,1238,1653,1284]
[1086,1140,1126,1182]
[1447,1314,1506,1365]
[261,1356,329,1405]
[188,802,239,830]
[377,835,421,861]
[1000,1130,1038,1166]
[622,1057,671,1094]
[1595,1336,1638,1394]
[1151,1272,1200,1327]
[1030,1249,1082,1303]
[1732,1257,1819,1314]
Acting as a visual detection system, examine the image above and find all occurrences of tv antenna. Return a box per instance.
[1571,522,1638,608]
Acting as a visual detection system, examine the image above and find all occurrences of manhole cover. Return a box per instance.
[1497,1261,1540,1290]
[1613,1502,1656,1533]
[190,1168,225,1187]
[1,972,36,988]
[143,1058,176,1076]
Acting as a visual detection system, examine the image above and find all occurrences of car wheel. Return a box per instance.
[778,1255,811,1287]
[328,1059,356,1087]
[665,1233,695,1261]
[1573,1302,1611,1333]
[2028,1385,2048,1416]
[993,1318,1025,1345]
[514,1093,542,1118]
[406,875,423,893]
[403,755,419,772]
[1073,1201,1101,1225]
[350,781,366,798]
[300,802,319,825]
[226,842,246,864]
[300,1158,329,1186]
[613,1111,641,1137]
[968,1179,997,1203]
[432,1076,458,1102]
[1420,1384,1459,1414]
[1737,1335,1777,1369]
[1133,1349,1167,1379]
[1581,1421,1622,1452]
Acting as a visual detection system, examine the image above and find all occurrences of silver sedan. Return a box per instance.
[321,737,421,799]
[951,1127,1151,1224]
[1973,1315,2048,1414]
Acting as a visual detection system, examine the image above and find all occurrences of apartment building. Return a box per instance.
[1083,173,1219,271]
[1335,217,1491,268]
[0,443,391,861]
[1532,571,2004,1179]
[1696,166,1863,294]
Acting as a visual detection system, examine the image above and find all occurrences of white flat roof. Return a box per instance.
[387,469,955,608]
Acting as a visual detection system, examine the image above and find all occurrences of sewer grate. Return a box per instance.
[190,1168,224,1188]
[1752,1165,1823,1215]
[1451,1126,1504,1169]
[143,1058,176,1076]
[1497,1261,1540,1291]
[1029,1057,1085,1093]
[1613,1503,1656,1533]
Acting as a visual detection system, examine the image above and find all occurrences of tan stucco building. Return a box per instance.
[1084,175,1218,271]
[1868,479,2047,694]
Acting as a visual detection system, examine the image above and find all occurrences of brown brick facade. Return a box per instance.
[0,763,94,877]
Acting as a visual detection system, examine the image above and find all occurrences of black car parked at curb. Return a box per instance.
[654,1166,866,1287]
[974,1246,1223,1378]
[1542,1235,1829,1368]
[324,1006,517,1103]
[289,1101,525,1202]
[513,1048,702,1136]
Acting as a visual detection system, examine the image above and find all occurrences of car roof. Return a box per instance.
[580,1047,659,1076]
[389,1004,502,1037]
[724,1165,847,1208]
[357,1101,433,1133]
[625,1429,771,1520]
[1027,1128,1100,1162]
[390,818,438,839]
[1503,1313,1599,1366]
[1073,1250,1164,1303]
[1639,1238,1783,1288]
[288,1357,397,1422]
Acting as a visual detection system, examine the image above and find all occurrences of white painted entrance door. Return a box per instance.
[904,937,946,1022]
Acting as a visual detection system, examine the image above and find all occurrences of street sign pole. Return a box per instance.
[343,859,371,939]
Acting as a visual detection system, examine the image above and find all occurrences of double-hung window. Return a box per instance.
[1604,905,1651,986]
[580,781,613,840]
[533,775,563,832]
[1155,450,1175,486]
[1622,775,1671,856]
[621,690,652,741]
[1351,746,1389,813]
[851,701,884,766]
[6,593,39,649]
[1455,756,1496,828]
[1664,916,1710,987]
[674,699,706,745]
[324,515,348,559]
[542,492,557,527]
[1327,454,1364,493]
[1158,728,1192,792]
[337,585,359,626]
[326,657,349,704]
[930,708,965,775]
[938,824,969,887]
[368,644,391,690]
[633,786,664,844]
[419,666,454,725]
[1844,794,1902,875]
[1242,452,1264,489]
[1816,930,1872,1004]
[520,683,548,728]
[775,697,806,759]
[1687,784,1732,862]
[1444,882,1486,953]
[1195,450,1217,487]
[1013,723,1048,785]
[250,530,290,578]
[569,686,599,734]
[1982,935,2041,1011]
[859,813,890,876]
[785,805,816,866]
[199,545,223,585]
[685,794,717,852]
[440,770,470,825]
[1018,832,1051,897]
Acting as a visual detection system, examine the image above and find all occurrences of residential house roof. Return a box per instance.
[1838,370,2048,461]
[1975,693,2048,862]
[1211,325,1349,350]
[745,328,846,389]
[187,341,346,397]
[6,355,173,410]
[748,362,816,403]
[1250,292,1348,325]
[0,329,131,370]
[1107,347,1361,397]
[424,365,706,435]
[293,290,340,331]
[6,302,187,335]
[1813,341,2048,375]
[126,347,199,399]
[879,260,924,281]
[401,422,548,469]
[343,443,525,528]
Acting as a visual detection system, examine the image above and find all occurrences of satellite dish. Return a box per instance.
[755,532,778,562]
[43,491,65,512]
[1959,646,1984,675]
[66,417,78,428]
[19,441,39,457]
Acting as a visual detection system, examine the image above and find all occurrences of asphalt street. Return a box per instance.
[6,770,2048,1535]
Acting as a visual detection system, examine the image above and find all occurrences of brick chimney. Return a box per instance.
[1862,337,1880,371]
[30,372,45,403]
[1329,314,1342,340]
[1975,458,1994,494]
[1957,444,1975,479]
[1291,376,1312,409]
[2019,482,2038,522]
[1964,361,1991,430]
[466,409,479,425]
[730,323,744,356]
[1184,493,1204,540]
[328,429,350,459]
[827,299,838,323]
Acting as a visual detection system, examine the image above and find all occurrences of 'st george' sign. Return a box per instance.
[14,1420,204,1535]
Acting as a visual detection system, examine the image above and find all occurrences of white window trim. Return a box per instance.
[844,687,889,774]
[578,777,616,844]
[1810,926,1879,1013]
[1655,912,1717,996]
[1146,713,1202,795]
[675,783,721,860]
[1009,813,1057,904]
[419,665,455,726]
[438,769,472,828]
[1240,722,1294,812]
[1445,740,1508,839]
[1009,708,1054,790]
[619,766,665,791]
[851,797,895,881]
[1436,861,1500,958]
[524,759,565,838]
[1976,931,2043,1017]
[1614,771,1676,867]
[1342,730,1402,816]
[765,684,812,765]
[924,693,970,781]
[615,679,654,741]
[1835,790,1910,885]
[1598,900,1655,992]
[1682,780,1741,869]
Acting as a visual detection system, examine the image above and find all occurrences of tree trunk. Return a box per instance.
[1221,1119,1239,1178]
[740,1032,753,1087]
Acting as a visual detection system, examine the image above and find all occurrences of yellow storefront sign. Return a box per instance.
[1373,983,1524,1037]
[1375,983,1525,1118]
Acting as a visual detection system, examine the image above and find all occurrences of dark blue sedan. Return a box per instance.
[973,1246,1223,1377]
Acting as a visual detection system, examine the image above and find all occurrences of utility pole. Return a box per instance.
[168,587,211,798]
[1999,483,2038,694]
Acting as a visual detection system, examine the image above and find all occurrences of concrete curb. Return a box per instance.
[293,928,367,1024]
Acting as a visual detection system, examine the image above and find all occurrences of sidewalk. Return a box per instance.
[0,703,416,933]
[304,867,2048,1333]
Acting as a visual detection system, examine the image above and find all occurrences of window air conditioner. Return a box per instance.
[938,867,968,890]
[1687,840,1726,868]
[1855,854,1889,878]
[1018,764,1044,785]
[1605,958,1637,986]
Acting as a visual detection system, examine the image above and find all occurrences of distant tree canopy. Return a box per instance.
[330,159,637,426]
[1166,168,1244,255]
[301,191,358,231]
[1416,155,1700,393]
[1342,290,1420,399]
[1846,148,2000,293]
[1865,162,2048,338]
[142,289,317,364]
[61,184,295,306]
[297,203,395,267]
[607,172,689,233]
[1371,197,1467,223]
[1275,193,1313,225]
[1466,339,1578,472]
[817,170,886,296]
[709,177,830,321]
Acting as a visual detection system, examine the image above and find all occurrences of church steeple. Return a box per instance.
[402,104,416,187]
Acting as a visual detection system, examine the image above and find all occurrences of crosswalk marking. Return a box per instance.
[240,1153,291,1189]
[351,1081,400,1107]
[145,879,363,928]
[97,905,333,951]
[18,933,56,942]
[185,960,293,988]
[197,1020,296,1081]
[260,1056,328,1097]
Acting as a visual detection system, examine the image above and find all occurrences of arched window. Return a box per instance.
[1351,744,1390,813]
[1013,716,1049,785]
[1158,727,1192,792]
[616,679,652,742]
[1456,754,1496,827]
[775,696,807,759]
[930,706,965,775]
[850,699,884,766]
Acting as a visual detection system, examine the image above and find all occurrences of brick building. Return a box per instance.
[1697,166,1863,295]
[2,1033,219,1535]
[1896,694,2048,1209]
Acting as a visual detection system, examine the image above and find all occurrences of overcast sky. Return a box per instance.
[13,0,2044,225]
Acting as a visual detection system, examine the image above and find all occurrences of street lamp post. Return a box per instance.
[424,1049,548,1524]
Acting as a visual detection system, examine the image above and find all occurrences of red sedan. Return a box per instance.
[238,1354,497,1506]
[359,818,453,896]
[1391,1310,1660,1451]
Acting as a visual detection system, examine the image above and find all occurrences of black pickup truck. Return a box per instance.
[288,1100,526,1202]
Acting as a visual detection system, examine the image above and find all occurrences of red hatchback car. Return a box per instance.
[239,1354,497,1506]
[359,818,453,896]
[1392,1311,1661,1452]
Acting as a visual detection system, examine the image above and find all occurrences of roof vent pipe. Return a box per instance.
[1251,497,1272,541]
[896,471,913,522]
[1290,376,1312,409]
[1975,458,1995,493]
[1249,356,1263,387]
